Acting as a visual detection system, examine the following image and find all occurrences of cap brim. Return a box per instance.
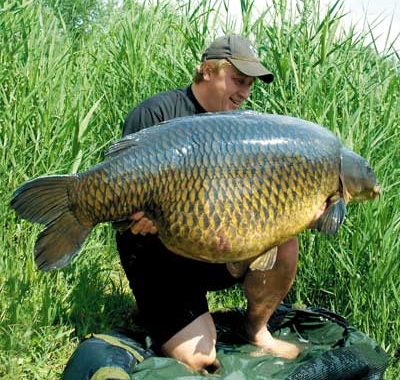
[229,58,274,83]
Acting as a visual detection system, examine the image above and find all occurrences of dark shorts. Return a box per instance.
[116,231,242,346]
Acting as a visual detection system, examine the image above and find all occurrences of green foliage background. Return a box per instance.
[0,0,399,378]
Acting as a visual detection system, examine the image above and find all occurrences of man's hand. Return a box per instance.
[129,212,157,235]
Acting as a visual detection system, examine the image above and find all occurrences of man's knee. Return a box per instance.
[177,348,217,370]
[161,312,217,370]
[162,337,217,370]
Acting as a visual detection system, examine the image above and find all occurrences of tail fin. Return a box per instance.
[10,175,93,271]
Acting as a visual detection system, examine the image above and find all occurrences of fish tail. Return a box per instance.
[10,175,92,271]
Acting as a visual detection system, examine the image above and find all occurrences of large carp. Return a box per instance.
[10,111,380,271]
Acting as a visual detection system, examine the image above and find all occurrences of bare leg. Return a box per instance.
[161,312,217,370]
[242,237,300,359]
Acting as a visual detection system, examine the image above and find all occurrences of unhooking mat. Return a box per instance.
[62,304,388,379]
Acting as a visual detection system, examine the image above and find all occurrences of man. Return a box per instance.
[117,35,302,371]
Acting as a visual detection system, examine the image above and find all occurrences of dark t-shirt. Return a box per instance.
[116,86,242,346]
[122,87,206,135]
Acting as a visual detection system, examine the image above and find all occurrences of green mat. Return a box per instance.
[62,304,388,379]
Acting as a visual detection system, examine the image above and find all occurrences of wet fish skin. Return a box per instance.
[10,111,380,271]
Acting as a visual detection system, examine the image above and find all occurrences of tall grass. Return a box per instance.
[1,0,399,378]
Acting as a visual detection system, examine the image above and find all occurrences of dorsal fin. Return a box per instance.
[104,135,140,159]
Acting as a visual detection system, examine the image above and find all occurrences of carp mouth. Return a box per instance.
[366,183,381,199]
[372,183,381,197]
[341,178,382,203]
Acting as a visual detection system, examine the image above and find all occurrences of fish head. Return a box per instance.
[340,147,381,203]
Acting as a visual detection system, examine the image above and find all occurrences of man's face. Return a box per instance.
[203,64,255,112]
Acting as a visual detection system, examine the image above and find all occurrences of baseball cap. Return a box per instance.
[201,35,274,83]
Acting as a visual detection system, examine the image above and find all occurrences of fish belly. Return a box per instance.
[156,164,337,263]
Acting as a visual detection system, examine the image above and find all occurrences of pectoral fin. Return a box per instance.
[249,246,278,271]
[315,198,347,235]
[226,247,278,278]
